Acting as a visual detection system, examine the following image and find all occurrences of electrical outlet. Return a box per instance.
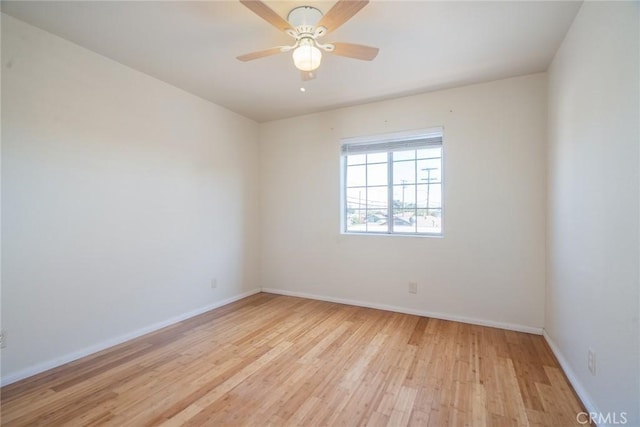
[0,330,6,349]
[211,278,218,289]
[588,348,596,375]
[408,282,418,294]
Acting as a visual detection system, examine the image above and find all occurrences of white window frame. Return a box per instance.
[340,127,444,237]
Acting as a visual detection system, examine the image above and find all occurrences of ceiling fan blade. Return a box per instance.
[237,47,286,62]
[316,0,369,33]
[239,0,293,32]
[301,70,317,81]
[331,42,379,60]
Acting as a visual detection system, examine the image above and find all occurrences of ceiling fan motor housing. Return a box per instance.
[287,6,323,36]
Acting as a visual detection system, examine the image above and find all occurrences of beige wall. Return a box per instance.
[5,5,637,420]
[259,73,547,332]
[546,2,640,423]
[1,14,261,383]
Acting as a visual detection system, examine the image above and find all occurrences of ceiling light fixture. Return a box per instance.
[292,38,322,72]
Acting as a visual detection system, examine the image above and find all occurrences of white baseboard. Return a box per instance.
[0,288,261,387]
[261,287,543,335]
[542,330,600,418]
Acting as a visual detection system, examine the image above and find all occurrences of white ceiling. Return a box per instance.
[1,1,581,122]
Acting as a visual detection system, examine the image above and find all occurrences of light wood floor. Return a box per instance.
[1,293,587,426]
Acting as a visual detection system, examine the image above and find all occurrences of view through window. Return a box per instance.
[342,129,443,235]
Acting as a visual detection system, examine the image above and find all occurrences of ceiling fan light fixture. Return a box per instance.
[292,39,322,71]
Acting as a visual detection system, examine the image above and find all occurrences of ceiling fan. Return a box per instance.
[237,0,379,81]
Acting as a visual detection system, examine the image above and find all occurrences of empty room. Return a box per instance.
[1,0,638,426]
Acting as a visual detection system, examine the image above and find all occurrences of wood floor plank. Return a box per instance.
[1,293,589,426]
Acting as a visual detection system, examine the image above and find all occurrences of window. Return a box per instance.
[341,128,443,235]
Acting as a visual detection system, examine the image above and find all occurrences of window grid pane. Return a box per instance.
[343,138,442,235]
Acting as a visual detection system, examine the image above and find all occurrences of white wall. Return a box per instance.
[259,74,547,332]
[1,14,260,384]
[546,2,639,424]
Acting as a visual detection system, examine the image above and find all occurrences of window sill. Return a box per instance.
[341,231,443,239]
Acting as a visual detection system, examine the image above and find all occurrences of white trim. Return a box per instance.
[261,287,543,335]
[542,330,600,419]
[0,288,261,386]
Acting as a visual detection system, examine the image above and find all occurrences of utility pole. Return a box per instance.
[401,179,408,214]
[421,167,437,218]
